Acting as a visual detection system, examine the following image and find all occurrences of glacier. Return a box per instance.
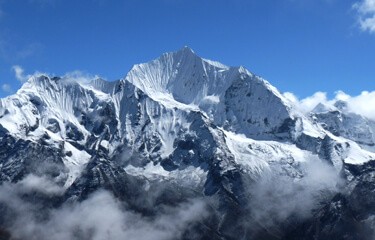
[0,47,374,240]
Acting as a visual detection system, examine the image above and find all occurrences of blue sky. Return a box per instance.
[0,0,374,99]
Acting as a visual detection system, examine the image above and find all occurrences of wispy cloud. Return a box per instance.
[62,70,100,84]
[0,40,43,62]
[16,42,43,59]
[0,1,43,61]
[1,83,11,93]
[28,0,60,7]
[247,158,341,229]
[12,65,30,82]
[7,66,102,94]
[353,0,375,33]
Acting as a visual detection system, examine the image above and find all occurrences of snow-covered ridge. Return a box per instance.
[0,47,372,150]
[123,47,295,139]
[125,46,236,105]
[1,46,375,190]
[125,47,285,106]
[2,47,375,240]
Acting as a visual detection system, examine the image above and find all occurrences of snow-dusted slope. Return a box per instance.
[0,46,374,190]
[311,101,375,152]
[1,47,375,240]
[125,47,295,139]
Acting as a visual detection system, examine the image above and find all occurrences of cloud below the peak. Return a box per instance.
[284,90,375,120]
[0,175,208,240]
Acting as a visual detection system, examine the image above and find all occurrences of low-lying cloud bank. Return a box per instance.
[0,175,208,240]
[247,157,342,232]
[0,161,342,240]
[284,90,375,120]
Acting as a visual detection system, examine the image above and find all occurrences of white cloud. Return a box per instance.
[346,91,375,119]
[284,91,331,113]
[12,65,30,82]
[17,174,64,195]
[248,157,341,228]
[299,92,328,111]
[11,65,50,84]
[1,83,11,93]
[353,0,375,33]
[8,66,101,93]
[284,90,375,120]
[0,174,208,240]
[62,70,100,84]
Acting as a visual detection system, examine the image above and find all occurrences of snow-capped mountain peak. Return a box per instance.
[122,47,295,139]
[125,46,233,104]
[1,48,375,240]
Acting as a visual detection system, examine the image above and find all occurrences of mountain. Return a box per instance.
[0,47,374,240]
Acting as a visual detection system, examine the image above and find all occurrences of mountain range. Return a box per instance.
[0,47,374,240]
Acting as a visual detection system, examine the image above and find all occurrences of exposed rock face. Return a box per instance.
[0,47,374,240]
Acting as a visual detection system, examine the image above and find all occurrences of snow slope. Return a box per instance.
[0,46,374,191]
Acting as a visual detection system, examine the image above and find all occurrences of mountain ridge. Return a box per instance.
[0,47,375,240]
